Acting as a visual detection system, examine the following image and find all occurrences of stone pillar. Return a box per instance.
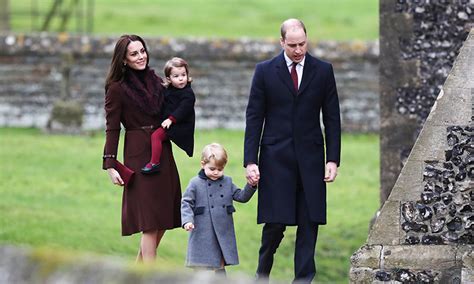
[350,28,473,283]
[46,52,84,134]
[379,0,474,204]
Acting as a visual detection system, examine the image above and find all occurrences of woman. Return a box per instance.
[102,34,181,262]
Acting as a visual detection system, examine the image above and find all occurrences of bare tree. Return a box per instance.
[0,0,10,32]
[41,0,63,31]
[59,0,79,31]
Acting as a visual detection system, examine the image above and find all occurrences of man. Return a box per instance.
[244,18,341,283]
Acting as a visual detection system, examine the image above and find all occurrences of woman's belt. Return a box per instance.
[125,125,158,131]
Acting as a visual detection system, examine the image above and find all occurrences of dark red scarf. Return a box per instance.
[121,67,164,116]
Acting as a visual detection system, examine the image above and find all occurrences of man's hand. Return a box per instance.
[161,118,173,129]
[183,222,195,231]
[324,161,338,182]
[246,163,260,185]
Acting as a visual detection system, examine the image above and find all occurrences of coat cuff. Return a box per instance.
[168,115,177,123]
[244,161,258,167]
[245,183,258,193]
[181,218,194,227]
[103,156,116,170]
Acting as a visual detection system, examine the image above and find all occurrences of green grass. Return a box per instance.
[0,128,379,283]
[9,0,378,40]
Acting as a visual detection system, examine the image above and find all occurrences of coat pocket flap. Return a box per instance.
[194,206,205,215]
[226,205,236,214]
[304,135,323,145]
[314,138,324,145]
[260,136,277,145]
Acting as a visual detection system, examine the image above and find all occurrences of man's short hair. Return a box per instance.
[280,19,307,39]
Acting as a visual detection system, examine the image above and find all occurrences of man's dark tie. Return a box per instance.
[291,62,298,92]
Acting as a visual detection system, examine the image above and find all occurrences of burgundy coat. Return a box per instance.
[103,80,182,236]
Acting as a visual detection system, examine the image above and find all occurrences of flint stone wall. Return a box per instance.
[0,33,378,132]
[380,0,474,203]
[350,28,473,283]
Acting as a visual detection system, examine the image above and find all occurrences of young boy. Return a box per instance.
[181,143,257,273]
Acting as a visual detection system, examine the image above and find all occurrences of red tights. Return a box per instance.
[150,127,167,165]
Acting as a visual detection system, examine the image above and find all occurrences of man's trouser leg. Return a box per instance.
[256,223,286,281]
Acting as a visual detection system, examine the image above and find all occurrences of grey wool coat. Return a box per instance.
[181,169,256,268]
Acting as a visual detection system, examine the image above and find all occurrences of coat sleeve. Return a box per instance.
[102,83,122,170]
[230,178,257,203]
[244,63,266,167]
[181,179,197,226]
[170,88,196,122]
[322,64,341,166]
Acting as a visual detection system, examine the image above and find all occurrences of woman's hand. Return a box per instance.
[107,168,124,186]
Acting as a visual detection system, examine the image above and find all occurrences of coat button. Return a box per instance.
[222,205,225,208]
[221,195,224,198]
[219,184,222,187]
[208,183,211,186]
[210,194,212,197]
[211,206,214,208]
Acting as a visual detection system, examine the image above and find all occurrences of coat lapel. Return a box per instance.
[275,53,298,96]
[298,54,318,95]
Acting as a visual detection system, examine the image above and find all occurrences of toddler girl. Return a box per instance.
[141,57,195,174]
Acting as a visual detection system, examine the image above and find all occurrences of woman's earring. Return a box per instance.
[123,62,127,66]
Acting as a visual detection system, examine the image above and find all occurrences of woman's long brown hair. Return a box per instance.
[105,34,149,92]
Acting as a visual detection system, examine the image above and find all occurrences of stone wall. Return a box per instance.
[379,0,474,204]
[350,28,473,283]
[0,33,378,132]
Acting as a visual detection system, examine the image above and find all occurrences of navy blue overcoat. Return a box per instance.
[244,52,341,225]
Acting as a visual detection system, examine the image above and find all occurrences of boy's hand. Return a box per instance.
[184,222,195,231]
[161,119,173,129]
[248,180,258,187]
